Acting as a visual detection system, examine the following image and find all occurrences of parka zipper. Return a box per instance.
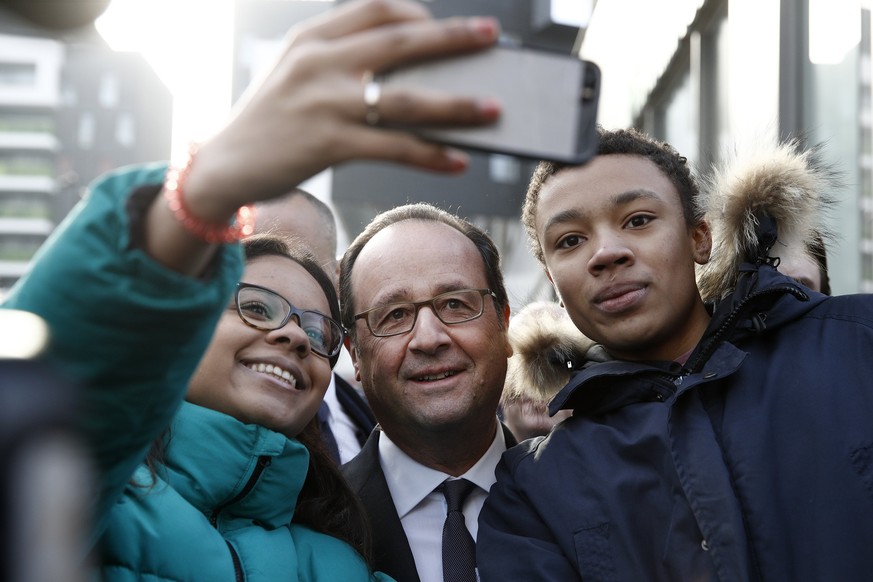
[226,540,244,582]
[684,285,806,375]
[209,455,272,526]
[209,455,272,582]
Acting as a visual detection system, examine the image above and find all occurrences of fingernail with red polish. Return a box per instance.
[469,17,499,41]
[477,98,502,120]
[444,148,470,172]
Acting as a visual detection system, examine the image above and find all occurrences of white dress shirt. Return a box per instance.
[322,374,363,464]
[378,423,508,582]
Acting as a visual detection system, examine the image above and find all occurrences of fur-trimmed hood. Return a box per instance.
[502,301,596,406]
[503,141,840,406]
[696,139,840,302]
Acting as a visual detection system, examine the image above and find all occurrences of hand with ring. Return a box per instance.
[180,0,500,212]
[146,0,501,274]
[362,70,382,126]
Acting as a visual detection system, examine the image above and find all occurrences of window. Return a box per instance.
[0,62,37,87]
[0,235,44,261]
[0,154,54,177]
[115,112,135,147]
[635,0,730,169]
[0,194,51,219]
[78,112,95,149]
[660,69,697,163]
[98,73,119,108]
[0,113,54,133]
[698,4,729,168]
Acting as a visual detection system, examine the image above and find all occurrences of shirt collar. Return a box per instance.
[378,422,507,519]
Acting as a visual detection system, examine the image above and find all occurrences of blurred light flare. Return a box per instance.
[96,0,236,158]
[809,0,861,65]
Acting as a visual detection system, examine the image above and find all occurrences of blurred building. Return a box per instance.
[0,34,61,292]
[581,0,872,294]
[0,23,171,293]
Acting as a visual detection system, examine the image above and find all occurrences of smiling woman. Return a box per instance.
[116,233,376,579]
[187,236,339,438]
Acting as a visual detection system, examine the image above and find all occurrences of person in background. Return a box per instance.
[340,203,516,582]
[1,0,503,578]
[803,234,831,295]
[498,301,582,441]
[478,127,873,581]
[256,190,376,463]
[696,137,839,301]
[256,190,340,282]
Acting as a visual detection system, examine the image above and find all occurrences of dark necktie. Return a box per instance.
[439,478,478,582]
[316,401,340,464]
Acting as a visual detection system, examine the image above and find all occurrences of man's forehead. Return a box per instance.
[351,221,488,305]
[356,220,474,263]
[258,197,335,263]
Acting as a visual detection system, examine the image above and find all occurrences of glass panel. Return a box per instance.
[661,69,696,164]
[0,62,37,86]
[0,154,55,177]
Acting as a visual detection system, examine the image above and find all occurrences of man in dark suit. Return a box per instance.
[339,204,516,582]
[256,189,375,462]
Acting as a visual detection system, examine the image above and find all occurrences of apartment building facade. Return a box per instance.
[0,26,171,293]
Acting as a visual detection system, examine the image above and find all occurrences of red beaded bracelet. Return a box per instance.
[163,145,255,244]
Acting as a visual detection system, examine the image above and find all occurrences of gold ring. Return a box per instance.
[362,70,381,126]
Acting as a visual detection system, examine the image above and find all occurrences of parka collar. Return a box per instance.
[162,401,309,530]
[550,264,827,417]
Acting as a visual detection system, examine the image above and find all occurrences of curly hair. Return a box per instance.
[522,127,701,265]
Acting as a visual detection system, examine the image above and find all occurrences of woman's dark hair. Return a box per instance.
[241,233,373,564]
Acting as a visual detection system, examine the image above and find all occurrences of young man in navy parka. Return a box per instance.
[478,128,873,581]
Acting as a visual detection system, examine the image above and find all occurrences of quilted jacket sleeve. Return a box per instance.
[1,163,243,544]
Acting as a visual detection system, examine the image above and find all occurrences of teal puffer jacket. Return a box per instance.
[100,402,381,581]
[2,164,389,581]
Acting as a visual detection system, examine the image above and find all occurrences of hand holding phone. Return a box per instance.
[379,45,601,164]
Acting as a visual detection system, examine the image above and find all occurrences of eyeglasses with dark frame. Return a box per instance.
[354,288,497,338]
[235,282,345,358]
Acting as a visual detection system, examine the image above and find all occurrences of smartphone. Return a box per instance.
[379,45,601,164]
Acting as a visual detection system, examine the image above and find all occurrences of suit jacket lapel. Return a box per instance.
[342,431,421,582]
